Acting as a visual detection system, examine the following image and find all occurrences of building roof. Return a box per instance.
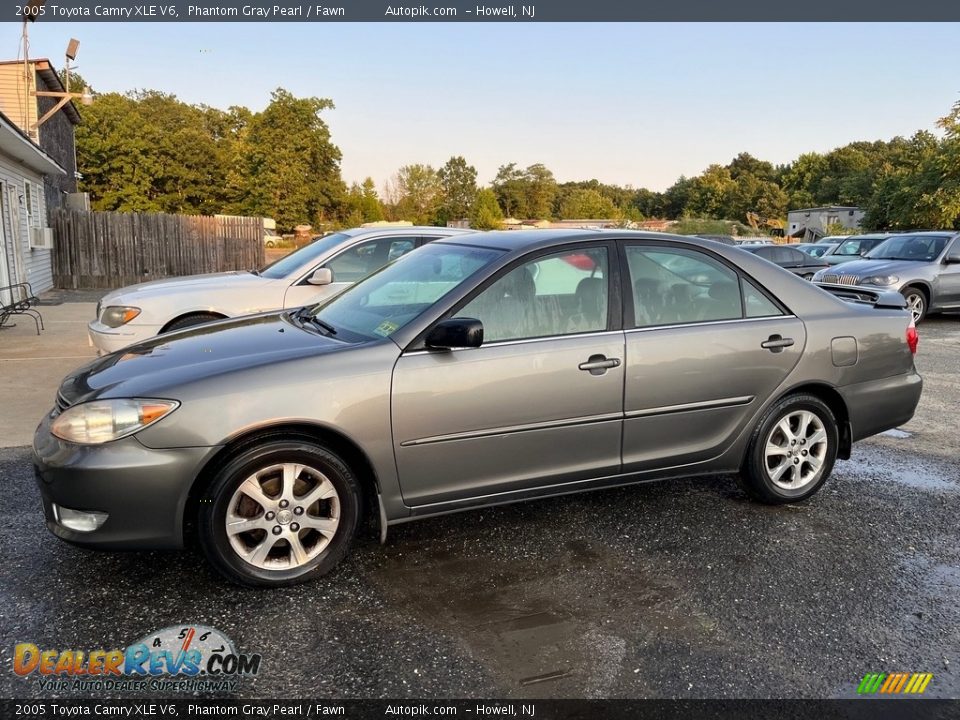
[0,109,66,176]
[0,58,82,125]
[788,206,862,213]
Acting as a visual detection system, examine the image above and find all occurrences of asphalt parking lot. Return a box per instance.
[0,307,958,700]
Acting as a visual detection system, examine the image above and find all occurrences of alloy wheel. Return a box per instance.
[763,410,828,490]
[905,292,925,323]
[225,462,340,570]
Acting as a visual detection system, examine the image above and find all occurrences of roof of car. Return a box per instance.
[341,225,471,237]
[443,229,734,253]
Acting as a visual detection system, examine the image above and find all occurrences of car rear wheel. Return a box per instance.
[163,313,225,333]
[198,439,361,587]
[901,287,927,324]
[739,394,838,504]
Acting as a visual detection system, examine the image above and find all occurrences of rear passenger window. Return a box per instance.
[741,278,782,318]
[460,248,608,342]
[625,247,742,327]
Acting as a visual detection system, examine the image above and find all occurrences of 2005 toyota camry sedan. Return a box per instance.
[34,231,923,587]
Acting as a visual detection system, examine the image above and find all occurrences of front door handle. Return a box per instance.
[578,355,621,375]
[761,334,795,353]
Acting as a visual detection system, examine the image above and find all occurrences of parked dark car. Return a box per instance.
[34,231,922,586]
[814,231,960,322]
[739,244,829,279]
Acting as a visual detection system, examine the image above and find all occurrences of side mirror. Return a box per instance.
[307,268,333,286]
[426,318,483,350]
[944,252,960,264]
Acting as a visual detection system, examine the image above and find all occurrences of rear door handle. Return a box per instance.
[579,355,621,375]
[761,335,795,353]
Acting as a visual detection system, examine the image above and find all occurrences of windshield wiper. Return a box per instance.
[292,306,337,335]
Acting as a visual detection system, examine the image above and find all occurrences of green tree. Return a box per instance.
[524,163,557,219]
[230,88,344,230]
[492,163,528,218]
[393,164,442,225]
[557,188,618,219]
[437,156,478,223]
[359,177,384,222]
[470,187,504,230]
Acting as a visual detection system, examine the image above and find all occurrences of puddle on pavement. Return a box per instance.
[882,468,957,492]
[371,537,718,695]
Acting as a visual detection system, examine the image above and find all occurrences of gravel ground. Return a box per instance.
[1,316,957,700]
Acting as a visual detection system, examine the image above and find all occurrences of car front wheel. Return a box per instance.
[739,394,838,504]
[198,439,361,587]
[901,287,927,323]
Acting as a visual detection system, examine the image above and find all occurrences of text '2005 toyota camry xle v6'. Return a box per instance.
[34,231,923,587]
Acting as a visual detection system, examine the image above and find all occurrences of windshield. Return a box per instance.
[865,234,950,262]
[801,244,835,257]
[259,232,353,279]
[306,243,503,341]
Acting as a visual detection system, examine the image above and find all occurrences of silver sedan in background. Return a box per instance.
[35,231,923,586]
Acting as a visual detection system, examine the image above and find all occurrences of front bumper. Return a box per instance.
[32,410,218,549]
[839,370,923,442]
[87,320,160,355]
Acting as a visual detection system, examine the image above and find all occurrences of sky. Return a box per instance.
[8,22,960,192]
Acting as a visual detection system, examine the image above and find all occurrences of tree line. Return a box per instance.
[72,84,960,232]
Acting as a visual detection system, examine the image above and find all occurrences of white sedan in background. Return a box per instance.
[88,226,470,354]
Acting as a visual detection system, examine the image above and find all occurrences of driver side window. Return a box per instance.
[459,248,609,343]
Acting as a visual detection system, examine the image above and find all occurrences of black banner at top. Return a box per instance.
[6,0,960,22]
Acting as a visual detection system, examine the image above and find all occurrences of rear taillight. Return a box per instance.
[906,320,919,355]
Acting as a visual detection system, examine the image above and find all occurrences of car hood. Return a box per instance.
[821,259,921,276]
[102,271,267,303]
[59,312,352,405]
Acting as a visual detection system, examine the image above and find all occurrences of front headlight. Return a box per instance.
[860,275,899,286]
[51,399,179,444]
[100,305,141,328]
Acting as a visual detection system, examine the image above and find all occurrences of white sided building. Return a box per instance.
[0,110,64,296]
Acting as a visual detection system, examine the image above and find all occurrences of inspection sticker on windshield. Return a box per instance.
[373,320,399,337]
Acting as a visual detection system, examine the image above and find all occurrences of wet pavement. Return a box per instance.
[0,316,957,700]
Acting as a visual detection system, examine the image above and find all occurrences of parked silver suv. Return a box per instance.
[813,231,960,321]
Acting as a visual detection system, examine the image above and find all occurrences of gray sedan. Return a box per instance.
[813,231,960,322]
[34,231,923,587]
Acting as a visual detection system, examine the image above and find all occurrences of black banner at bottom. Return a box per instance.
[3,699,958,720]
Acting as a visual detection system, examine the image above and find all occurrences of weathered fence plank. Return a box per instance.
[51,210,265,289]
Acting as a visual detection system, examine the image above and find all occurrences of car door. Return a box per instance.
[282,235,421,309]
[620,243,806,472]
[391,244,625,507]
[936,236,960,307]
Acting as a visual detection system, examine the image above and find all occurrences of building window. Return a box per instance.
[24,182,42,228]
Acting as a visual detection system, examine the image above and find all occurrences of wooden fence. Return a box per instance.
[51,210,265,289]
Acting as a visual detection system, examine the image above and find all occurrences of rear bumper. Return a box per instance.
[32,410,217,549]
[839,371,923,442]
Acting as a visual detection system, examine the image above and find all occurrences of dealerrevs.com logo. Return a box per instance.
[13,625,261,693]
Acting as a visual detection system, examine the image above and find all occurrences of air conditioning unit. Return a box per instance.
[29,227,54,250]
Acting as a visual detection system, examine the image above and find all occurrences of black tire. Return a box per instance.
[901,286,927,324]
[163,313,225,333]
[739,393,838,504]
[801,273,815,281]
[198,439,361,587]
